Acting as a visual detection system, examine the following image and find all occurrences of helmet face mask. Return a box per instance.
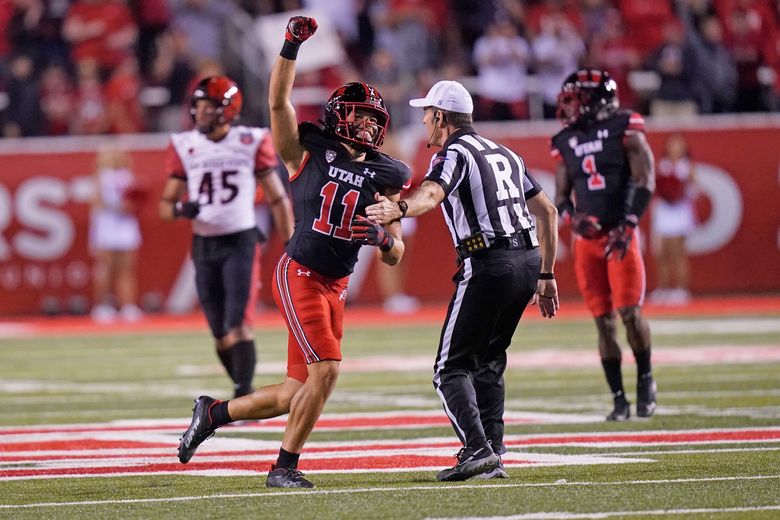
[324,82,389,151]
[190,76,243,133]
[556,69,619,126]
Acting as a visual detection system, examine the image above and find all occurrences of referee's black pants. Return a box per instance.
[433,247,541,455]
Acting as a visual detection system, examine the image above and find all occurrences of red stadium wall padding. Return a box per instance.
[0,117,779,316]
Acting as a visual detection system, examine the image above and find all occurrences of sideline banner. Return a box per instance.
[1,118,779,315]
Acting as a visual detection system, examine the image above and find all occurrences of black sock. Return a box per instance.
[231,340,256,397]
[601,358,625,399]
[210,400,233,427]
[276,448,300,469]
[216,347,236,382]
[634,349,652,378]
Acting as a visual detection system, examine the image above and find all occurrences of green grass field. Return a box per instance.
[1,307,779,519]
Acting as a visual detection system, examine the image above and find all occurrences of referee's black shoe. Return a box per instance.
[178,396,218,463]
[436,446,499,481]
[606,396,631,421]
[636,374,657,418]
[472,457,509,479]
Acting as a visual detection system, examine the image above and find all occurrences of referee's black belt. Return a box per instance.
[456,229,535,260]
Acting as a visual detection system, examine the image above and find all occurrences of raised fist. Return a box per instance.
[285,16,318,44]
[351,215,393,252]
[174,200,200,219]
[604,215,638,261]
[571,212,602,239]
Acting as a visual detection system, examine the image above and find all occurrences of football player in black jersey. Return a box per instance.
[551,69,657,421]
[176,16,410,489]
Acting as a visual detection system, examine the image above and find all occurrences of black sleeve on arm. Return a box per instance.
[624,183,652,219]
[523,170,542,199]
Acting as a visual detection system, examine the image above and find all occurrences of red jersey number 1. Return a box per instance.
[582,154,606,191]
[312,181,359,241]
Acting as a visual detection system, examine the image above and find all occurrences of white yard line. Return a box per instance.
[1,475,778,510]
[428,504,780,519]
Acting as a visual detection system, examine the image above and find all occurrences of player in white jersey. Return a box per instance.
[159,76,294,398]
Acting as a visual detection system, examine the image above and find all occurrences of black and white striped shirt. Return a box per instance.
[425,126,541,248]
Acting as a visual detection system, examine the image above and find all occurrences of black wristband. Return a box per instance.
[379,234,394,252]
[539,272,555,280]
[280,40,300,60]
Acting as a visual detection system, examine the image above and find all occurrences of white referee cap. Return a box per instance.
[409,80,473,114]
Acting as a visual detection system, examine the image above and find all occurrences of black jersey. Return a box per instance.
[285,123,411,279]
[550,110,645,230]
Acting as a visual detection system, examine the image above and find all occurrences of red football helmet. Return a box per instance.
[190,76,243,127]
[323,82,389,150]
[556,69,619,126]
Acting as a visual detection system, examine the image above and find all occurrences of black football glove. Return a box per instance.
[571,211,602,239]
[173,200,200,219]
[285,16,318,44]
[351,215,394,252]
[604,215,638,261]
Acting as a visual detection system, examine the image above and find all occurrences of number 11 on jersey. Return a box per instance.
[312,181,359,241]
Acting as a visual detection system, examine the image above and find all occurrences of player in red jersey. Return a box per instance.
[177,17,410,488]
[160,76,293,399]
[551,69,657,421]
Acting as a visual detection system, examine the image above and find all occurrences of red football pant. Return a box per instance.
[572,230,646,317]
[272,253,349,382]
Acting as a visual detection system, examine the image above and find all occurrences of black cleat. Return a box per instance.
[436,446,499,482]
[178,396,219,463]
[637,374,657,418]
[266,465,315,488]
[472,458,509,480]
[606,396,631,421]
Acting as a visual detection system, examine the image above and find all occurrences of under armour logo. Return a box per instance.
[297,269,311,277]
[339,289,348,301]
[363,167,376,179]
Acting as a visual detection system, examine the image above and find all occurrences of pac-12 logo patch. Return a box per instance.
[325,150,337,163]
[240,132,254,144]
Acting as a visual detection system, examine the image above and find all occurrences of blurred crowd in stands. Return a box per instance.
[2,0,780,138]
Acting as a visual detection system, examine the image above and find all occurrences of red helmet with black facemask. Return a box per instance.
[323,82,389,151]
[556,69,619,127]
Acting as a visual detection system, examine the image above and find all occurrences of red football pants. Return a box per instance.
[572,230,646,317]
[272,253,349,382]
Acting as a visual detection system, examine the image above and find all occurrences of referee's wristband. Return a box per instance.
[539,272,555,280]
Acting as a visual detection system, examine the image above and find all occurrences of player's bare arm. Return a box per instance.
[365,180,445,225]
[555,159,602,237]
[553,161,574,217]
[377,189,405,266]
[625,132,656,193]
[256,168,294,241]
[268,16,318,176]
[526,190,559,318]
[604,132,655,261]
[351,189,405,266]
[159,178,188,221]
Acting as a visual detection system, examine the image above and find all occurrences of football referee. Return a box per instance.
[366,80,559,482]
